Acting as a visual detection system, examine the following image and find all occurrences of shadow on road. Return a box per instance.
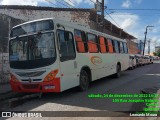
[3,63,160,113]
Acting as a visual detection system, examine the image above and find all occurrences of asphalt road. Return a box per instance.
[2,61,160,120]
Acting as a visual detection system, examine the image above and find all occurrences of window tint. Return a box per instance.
[108,39,114,53]
[10,37,28,61]
[105,39,109,52]
[123,42,128,54]
[111,40,116,53]
[57,30,76,61]
[120,42,124,53]
[99,36,107,53]
[87,33,98,53]
[114,40,120,53]
[11,20,54,38]
[74,30,87,53]
[130,56,133,59]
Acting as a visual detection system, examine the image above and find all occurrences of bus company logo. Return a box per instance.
[91,56,102,65]
[28,78,32,83]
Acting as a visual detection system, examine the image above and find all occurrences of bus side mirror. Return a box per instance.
[57,24,65,30]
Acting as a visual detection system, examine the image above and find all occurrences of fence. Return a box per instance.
[0,53,10,84]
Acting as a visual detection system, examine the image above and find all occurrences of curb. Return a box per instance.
[0,92,25,101]
[0,90,12,96]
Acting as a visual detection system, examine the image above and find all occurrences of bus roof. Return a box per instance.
[53,19,126,42]
[12,18,126,42]
[12,18,53,29]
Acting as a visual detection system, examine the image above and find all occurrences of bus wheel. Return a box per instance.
[131,66,134,70]
[115,64,121,78]
[79,70,89,91]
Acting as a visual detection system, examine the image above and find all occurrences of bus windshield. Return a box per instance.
[10,20,54,38]
[9,32,56,69]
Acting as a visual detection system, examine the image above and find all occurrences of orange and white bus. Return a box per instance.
[9,18,129,92]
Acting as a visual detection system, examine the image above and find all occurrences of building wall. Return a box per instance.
[0,6,139,54]
[155,47,160,53]
[0,53,9,84]
[126,39,139,54]
[0,8,90,27]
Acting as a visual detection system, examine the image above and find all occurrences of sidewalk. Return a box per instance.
[0,83,11,95]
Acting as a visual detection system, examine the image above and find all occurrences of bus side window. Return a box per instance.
[117,41,121,53]
[108,39,114,53]
[99,36,107,53]
[87,33,98,53]
[114,40,120,53]
[123,42,128,54]
[111,40,116,53]
[74,30,87,53]
[120,42,124,53]
[105,38,109,52]
[57,29,76,61]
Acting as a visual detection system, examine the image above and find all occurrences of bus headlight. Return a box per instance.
[10,73,19,82]
[43,69,59,82]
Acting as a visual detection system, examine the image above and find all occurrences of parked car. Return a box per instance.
[149,56,154,64]
[141,56,147,66]
[135,54,141,67]
[153,56,159,60]
[144,56,150,64]
[139,55,144,66]
[129,54,136,69]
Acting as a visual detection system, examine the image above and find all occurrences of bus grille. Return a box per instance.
[22,84,39,89]
[21,79,41,82]
[16,71,45,77]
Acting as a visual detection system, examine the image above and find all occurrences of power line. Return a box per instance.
[89,0,96,4]
[44,0,96,20]
[63,0,74,8]
[106,12,160,18]
[45,0,123,30]
[67,0,82,8]
[108,8,160,11]
[67,0,75,7]
[88,1,122,30]
[105,10,121,28]
[62,0,81,9]
[44,0,57,7]
[45,0,76,8]
[54,0,70,8]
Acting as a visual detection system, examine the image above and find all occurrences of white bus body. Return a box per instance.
[9,18,129,93]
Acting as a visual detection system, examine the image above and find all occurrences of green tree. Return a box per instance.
[153,52,157,56]
[156,49,160,57]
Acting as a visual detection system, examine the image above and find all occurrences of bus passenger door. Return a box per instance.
[57,28,78,91]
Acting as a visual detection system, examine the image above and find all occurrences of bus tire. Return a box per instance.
[115,64,121,78]
[131,66,134,70]
[79,70,89,91]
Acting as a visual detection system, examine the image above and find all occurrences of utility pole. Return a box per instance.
[96,0,98,23]
[143,27,148,55]
[143,26,154,55]
[140,40,141,54]
[101,0,104,22]
[95,0,105,24]
[148,40,151,55]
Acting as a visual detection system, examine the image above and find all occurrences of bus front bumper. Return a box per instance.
[10,78,60,93]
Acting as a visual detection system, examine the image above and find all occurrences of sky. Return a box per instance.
[0,0,160,53]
